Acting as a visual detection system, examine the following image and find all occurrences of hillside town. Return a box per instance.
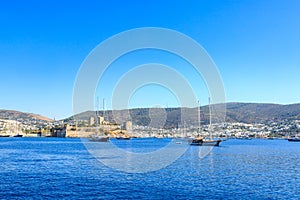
[1,115,299,139]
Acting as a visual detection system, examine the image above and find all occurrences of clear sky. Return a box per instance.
[0,0,299,119]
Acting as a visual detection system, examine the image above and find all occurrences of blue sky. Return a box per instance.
[0,0,300,119]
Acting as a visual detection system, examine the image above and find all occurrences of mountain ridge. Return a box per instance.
[1,102,300,125]
[65,102,300,127]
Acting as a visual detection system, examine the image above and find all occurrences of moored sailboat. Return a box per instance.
[13,121,23,137]
[88,99,109,142]
[190,99,222,146]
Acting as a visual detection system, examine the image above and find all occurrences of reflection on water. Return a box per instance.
[0,138,299,199]
[83,138,190,173]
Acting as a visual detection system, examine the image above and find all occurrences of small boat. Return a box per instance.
[287,138,300,142]
[116,137,131,140]
[88,134,109,142]
[0,135,10,137]
[190,137,221,146]
[13,134,23,137]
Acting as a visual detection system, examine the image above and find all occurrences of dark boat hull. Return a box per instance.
[190,139,221,146]
[13,134,23,137]
[202,140,221,146]
[288,138,300,142]
[0,135,10,137]
[116,137,131,140]
[89,137,109,142]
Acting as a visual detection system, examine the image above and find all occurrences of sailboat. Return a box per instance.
[89,98,109,142]
[13,121,23,137]
[190,98,221,146]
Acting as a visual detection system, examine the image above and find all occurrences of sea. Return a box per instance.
[0,137,299,199]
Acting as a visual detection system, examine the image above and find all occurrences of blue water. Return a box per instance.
[0,138,299,199]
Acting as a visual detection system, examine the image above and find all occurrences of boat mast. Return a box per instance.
[103,98,105,121]
[96,96,99,116]
[208,97,212,140]
[184,121,186,137]
[197,100,201,135]
[15,121,17,134]
[95,96,99,135]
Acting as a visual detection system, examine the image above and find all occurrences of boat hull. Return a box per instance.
[89,136,109,142]
[190,139,221,146]
[116,137,131,140]
[202,140,221,146]
[13,134,23,137]
[288,138,300,142]
[0,135,10,137]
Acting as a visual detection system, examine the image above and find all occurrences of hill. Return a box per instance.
[65,103,300,128]
[0,109,53,122]
[225,103,300,123]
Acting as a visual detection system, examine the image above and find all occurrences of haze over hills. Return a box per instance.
[65,102,300,127]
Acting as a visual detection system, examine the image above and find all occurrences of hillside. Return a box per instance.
[65,103,300,127]
[0,109,53,122]
[225,103,300,123]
